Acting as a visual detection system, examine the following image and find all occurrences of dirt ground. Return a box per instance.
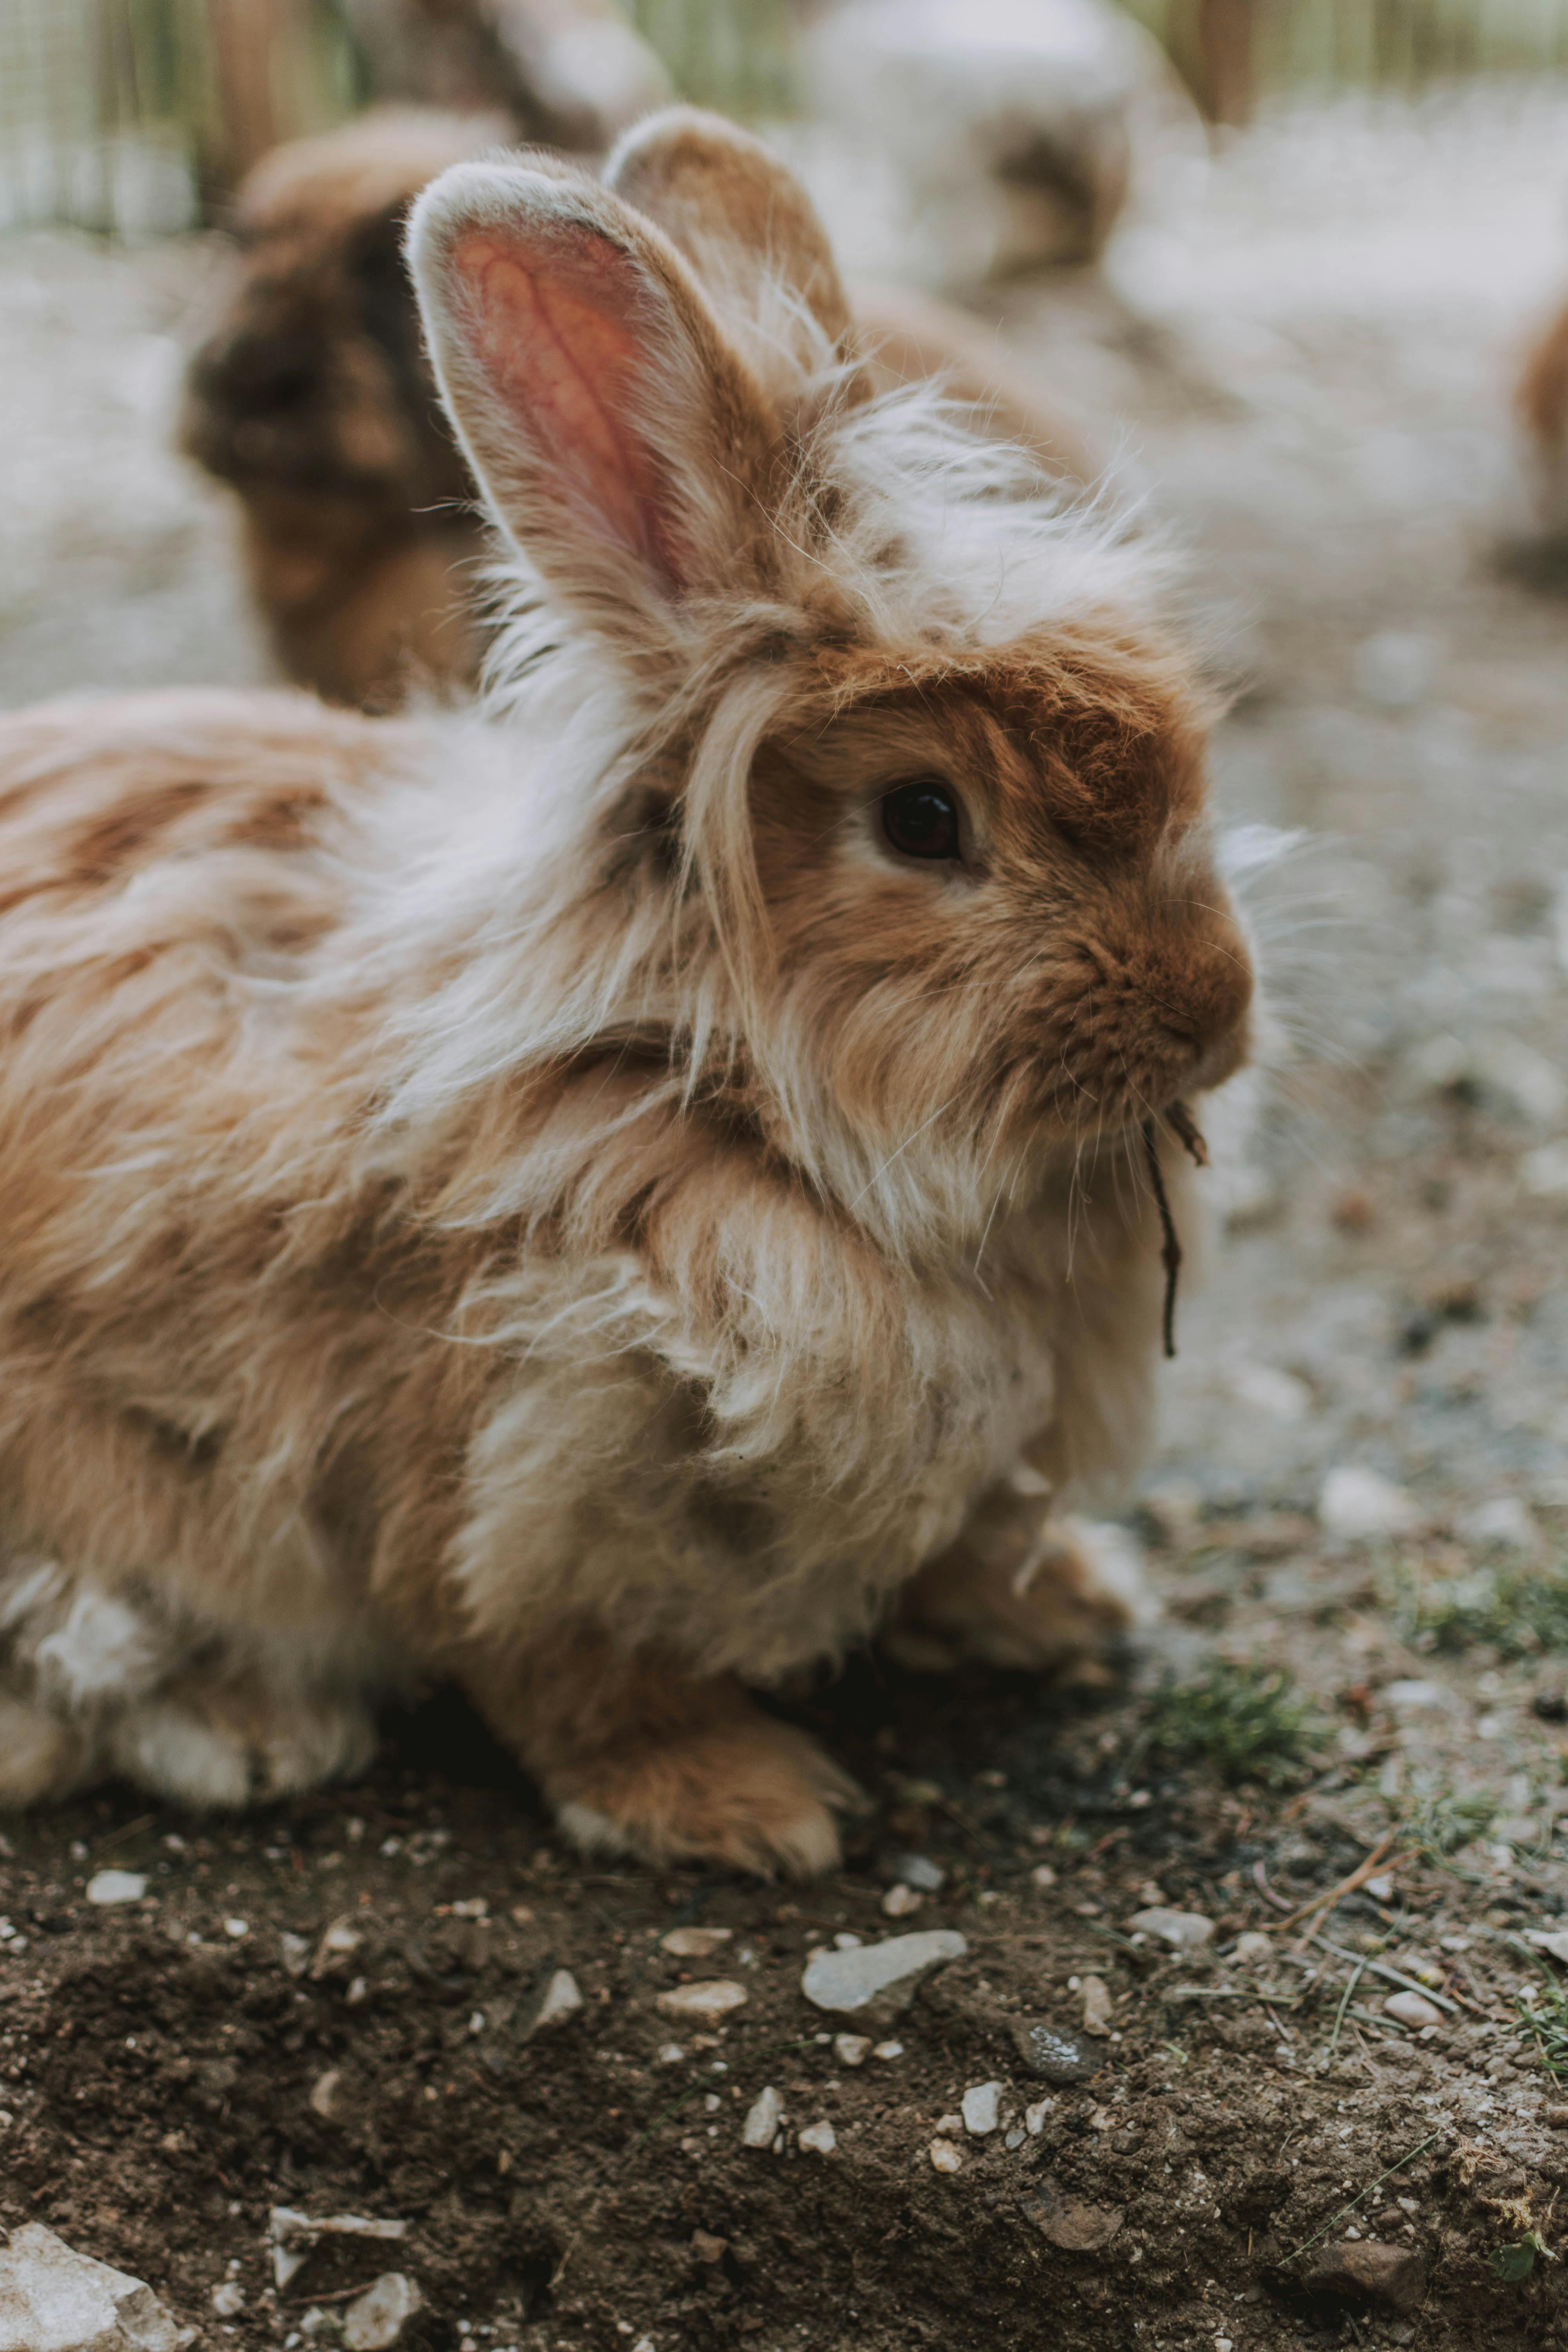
[7,85,1568,2352]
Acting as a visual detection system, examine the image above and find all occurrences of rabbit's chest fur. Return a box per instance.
[0,690,1161,1700]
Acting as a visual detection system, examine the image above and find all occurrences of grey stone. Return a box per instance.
[1129,1906,1215,1953]
[0,2224,196,2351]
[801,1929,967,2020]
[1010,2019,1103,2085]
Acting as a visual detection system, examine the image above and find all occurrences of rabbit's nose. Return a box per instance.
[1161,922,1254,1078]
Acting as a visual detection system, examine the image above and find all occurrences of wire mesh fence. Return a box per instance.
[3,0,1568,237]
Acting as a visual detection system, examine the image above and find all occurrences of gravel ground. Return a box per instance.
[6,86,1568,2352]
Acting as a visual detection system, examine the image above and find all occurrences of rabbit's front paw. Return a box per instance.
[105,1677,378,1809]
[0,1694,94,1806]
[553,1713,859,1879]
[889,1510,1151,1676]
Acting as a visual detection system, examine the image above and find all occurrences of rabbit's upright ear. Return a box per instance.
[407,158,780,623]
[604,107,857,384]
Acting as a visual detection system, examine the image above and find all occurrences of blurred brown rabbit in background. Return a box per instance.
[181,108,504,711]
[183,80,1101,709]
[340,0,673,148]
[1519,292,1568,543]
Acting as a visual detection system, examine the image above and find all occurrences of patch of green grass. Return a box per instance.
[1410,1562,1568,1658]
[1516,1973,1568,2080]
[1143,1662,1323,1787]
[1403,1787,1497,1859]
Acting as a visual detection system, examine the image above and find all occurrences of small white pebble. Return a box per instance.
[658,2043,684,2063]
[655,1980,746,2027]
[798,2120,837,2155]
[661,1926,733,1958]
[832,1932,863,1949]
[85,1871,147,1906]
[212,2283,245,2316]
[224,1918,249,1940]
[1025,2100,1053,2135]
[873,2040,904,2061]
[962,2082,1003,2136]
[533,1969,584,2029]
[1384,1991,1443,2031]
[742,2086,783,2148]
[929,2137,963,2174]
[882,1884,923,1918]
[1031,1864,1057,1888]
[833,2034,873,2067]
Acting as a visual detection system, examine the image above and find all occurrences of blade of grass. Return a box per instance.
[1282,2133,1439,2261]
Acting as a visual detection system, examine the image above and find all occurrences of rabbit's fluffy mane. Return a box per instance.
[362,362,1186,1259]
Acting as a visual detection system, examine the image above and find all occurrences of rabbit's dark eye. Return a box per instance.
[880,780,961,862]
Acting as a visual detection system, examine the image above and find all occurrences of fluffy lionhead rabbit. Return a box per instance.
[183,108,1098,712]
[0,110,1252,1875]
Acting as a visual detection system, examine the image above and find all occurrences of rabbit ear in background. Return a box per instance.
[406,156,781,626]
[604,107,865,395]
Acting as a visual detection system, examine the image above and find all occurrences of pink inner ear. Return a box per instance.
[452,228,682,589]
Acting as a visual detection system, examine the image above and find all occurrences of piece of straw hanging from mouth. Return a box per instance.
[1142,1104,1208,1360]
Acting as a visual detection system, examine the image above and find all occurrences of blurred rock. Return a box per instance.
[1354,630,1439,710]
[882,1852,947,1893]
[1488,1038,1566,1125]
[1319,1467,1418,1540]
[1456,1496,1535,1551]
[85,1870,146,1906]
[0,2223,196,2350]
[1520,1142,1568,1198]
[1129,1907,1214,1953]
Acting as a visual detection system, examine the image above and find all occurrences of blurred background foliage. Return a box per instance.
[4,0,1568,237]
